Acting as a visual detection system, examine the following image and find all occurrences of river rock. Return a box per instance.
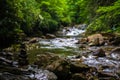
[76,38,88,44]
[87,34,104,46]
[77,24,87,30]
[98,71,118,79]
[110,36,120,46]
[46,34,56,39]
[0,52,13,60]
[46,59,70,80]
[70,73,87,80]
[78,44,86,48]
[93,48,106,57]
[28,38,39,43]
[34,53,60,68]
[0,72,30,80]
[70,72,98,80]
[18,43,29,66]
[0,57,13,66]
[110,47,120,60]
[70,61,91,73]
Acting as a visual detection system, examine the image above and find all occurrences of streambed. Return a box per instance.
[38,24,120,79]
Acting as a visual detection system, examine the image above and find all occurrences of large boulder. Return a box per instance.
[34,53,60,68]
[46,59,71,80]
[70,61,90,73]
[87,34,104,46]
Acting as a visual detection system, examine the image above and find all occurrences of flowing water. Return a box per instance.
[1,24,120,80]
[39,25,86,54]
[39,24,120,79]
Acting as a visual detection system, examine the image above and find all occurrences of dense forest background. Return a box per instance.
[0,0,120,48]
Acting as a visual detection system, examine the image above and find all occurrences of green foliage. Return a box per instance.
[0,0,22,48]
[0,0,40,48]
[16,0,41,34]
[1,0,120,49]
[85,0,120,34]
[0,0,72,48]
[37,0,71,33]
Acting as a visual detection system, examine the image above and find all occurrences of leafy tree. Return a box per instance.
[0,0,40,48]
[86,0,120,34]
[36,0,71,34]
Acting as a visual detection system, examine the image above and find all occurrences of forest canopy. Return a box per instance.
[0,0,120,48]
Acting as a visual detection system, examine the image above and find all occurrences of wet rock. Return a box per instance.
[87,34,104,46]
[41,35,46,39]
[28,38,39,43]
[44,70,57,80]
[70,73,86,80]
[76,38,88,44]
[77,24,87,30]
[93,48,106,57]
[110,47,120,60]
[0,72,30,80]
[18,43,29,66]
[78,44,86,48]
[34,53,60,68]
[46,59,70,80]
[0,52,13,60]
[98,72,118,80]
[110,36,120,46]
[0,64,57,80]
[46,34,56,39]
[0,57,13,66]
[70,61,90,73]
[71,72,98,80]
[29,68,57,80]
